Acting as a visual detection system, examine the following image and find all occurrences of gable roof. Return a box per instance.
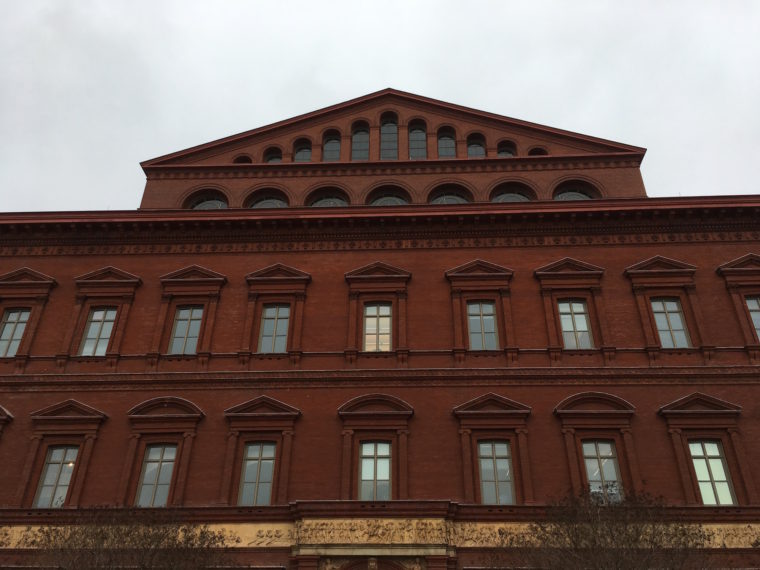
[142,88,646,168]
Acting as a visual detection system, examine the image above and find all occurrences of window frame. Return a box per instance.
[151,265,226,363]
[118,397,203,507]
[135,442,179,508]
[466,300,499,351]
[362,301,393,352]
[557,298,595,350]
[0,307,31,358]
[580,438,623,503]
[358,440,393,501]
[453,393,532,504]
[17,399,106,509]
[351,124,370,161]
[221,395,301,506]
[476,438,516,505]
[437,127,457,158]
[0,267,56,367]
[78,306,119,357]
[408,122,427,160]
[650,297,691,349]
[338,394,413,501]
[717,254,760,361]
[237,440,279,506]
[32,443,81,509]
[344,262,410,364]
[659,392,756,506]
[687,439,736,506]
[379,113,398,160]
[167,305,205,355]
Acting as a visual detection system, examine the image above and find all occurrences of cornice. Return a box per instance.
[142,153,643,179]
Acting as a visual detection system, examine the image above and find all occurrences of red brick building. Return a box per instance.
[1,89,760,567]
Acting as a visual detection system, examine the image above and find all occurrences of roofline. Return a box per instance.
[140,88,645,168]
[1,194,758,226]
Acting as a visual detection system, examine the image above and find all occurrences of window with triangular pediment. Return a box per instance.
[446,260,515,361]
[0,267,56,368]
[57,266,141,363]
[534,258,611,360]
[149,265,226,362]
[659,392,756,506]
[220,395,301,505]
[717,254,760,360]
[453,393,532,504]
[344,262,411,363]
[17,399,106,508]
[241,264,311,365]
[625,256,709,360]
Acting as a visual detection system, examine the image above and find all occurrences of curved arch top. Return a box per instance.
[127,396,204,418]
[554,391,635,414]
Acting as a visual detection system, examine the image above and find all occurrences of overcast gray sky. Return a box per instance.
[2,1,759,212]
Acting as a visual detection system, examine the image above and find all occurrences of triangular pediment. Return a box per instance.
[717,254,760,276]
[75,266,142,285]
[453,393,531,417]
[0,267,56,286]
[345,262,411,281]
[659,393,741,416]
[624,256,696,275]
[225,395,301,418]
[128,397,204,418]
[535,258,604,277]
[160,265,227,283]
[0,404,12,423]
[446,260,514,280]
[246,264,312,283]
[142,89,645,168]
[31,400,107,420]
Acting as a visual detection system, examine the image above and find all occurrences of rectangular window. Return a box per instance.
[0,308,30,358]
[360,441,391,500]
[582,440,622,502]
[558,300,593,349]
[238,442,276,506]
[258,304,290,353]
[168,306,203,355]
[364,303,391,352]
[467,301,498,350]
[34,445,79,508]
[136,444,176,507]
[478,441,514,504]
[79,307,117,356]
[651,298,690,348]
[746,297,760,341]
[689,440,735,505]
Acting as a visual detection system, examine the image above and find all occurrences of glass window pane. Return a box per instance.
[601,458,618,481]
[153,484,169,507]
[240,483,255,506]
[377,442,390,455]
[597,442,613,456]
[163,446,176,460]
[376,458,390,479]
[256,483,272,505]
[360,481,374,500]
[184,337,198,354]
[673,331,689,347]
[715,482,734,505]
[158,462,174,484]
[137,485,154,507]
[496,459,510,480]
[692,458,709,480]
[577,331,592,349]
[142,462,158,484]
[704,442,720,456]
[244,460,259,483]
[585,459,602,481]
[481,482,496,504]
[478,443,492,456]
[480,459,495,481]
[375,481,390,500]
[494,442,509,456]
[260,460,274,482]
[699,482,717,505]
[274,336,287,353]
[582,442,596,456]
[468,316,482,333]
[361,458,374,479]
[35,486,53,508]
[709,458,726,480]
[483,315,496,333]
[483,333,497,350]
[498,482,514,505]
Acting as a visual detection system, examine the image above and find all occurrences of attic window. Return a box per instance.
[308,188,350,208]
[528,147,548,156]
[429,184,472,205]
[497,141,517,157]
[322,131,341,162]
[553,180,599,201]
[367,185,411,206]
[467,133,486,158]
[186,190,228,210]
[379,112,398,160]
[351,122,370,161]
[232,154,253,164]
[437,127,456,158]
[293,139,312,162]
[247,189,289,209]
[263,147,282,163]
[491,182,535,203]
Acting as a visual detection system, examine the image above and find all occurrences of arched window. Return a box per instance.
[429,184,472,205]
[467,133,486,158]
[437,127,456,158]
[247,189,289,209]
[293,139,312,162]
[528,147,548,156]
[322,131,341,162]
[186,190,228,210]
[308,188,350,208]
[491,182,535,203]
[351,122,370,161]
[379,112,398,160]
[408,120,427,160]
[497,141,516,158]
[263,147,282,163]
[553,180,599,201]
[367,185,411,206]
[232,154,253,164]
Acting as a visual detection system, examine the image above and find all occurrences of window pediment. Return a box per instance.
[246,264,311,287]
[345,262,411,291]
[74,266,142,294]
[659,392,741,422]
[717,253,760,286]
[0,267,57,296]
[446,260,513,290]
[30,399,107,434]
[0,404,12,433]
[127,396,204,431]
[159,265,227,294]
[225,395,301,423]
[624,256,696,288]
[338,393,413,428]
[453,393,530,429]
[555,392,634,428]
[534,258,604,289]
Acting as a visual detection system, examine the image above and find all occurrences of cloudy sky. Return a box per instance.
[2,1,759,212]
